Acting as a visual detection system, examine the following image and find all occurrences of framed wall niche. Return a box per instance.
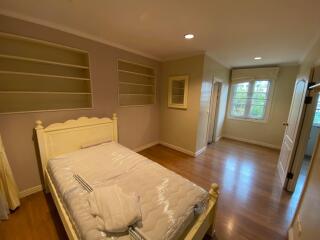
[168,75,188,109]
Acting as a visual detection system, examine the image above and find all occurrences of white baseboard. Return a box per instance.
[195,146,207,156]
[159,141,195,156]
[222,135,281,150]
[133,141,159,152]
[215,135,222,142]
[19,185,42,198]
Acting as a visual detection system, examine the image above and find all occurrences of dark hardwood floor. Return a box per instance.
[0,139,301,240]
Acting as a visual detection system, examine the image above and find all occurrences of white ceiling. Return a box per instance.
[1,0,320,67]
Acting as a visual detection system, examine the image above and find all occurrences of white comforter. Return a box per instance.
[47,142,208,240]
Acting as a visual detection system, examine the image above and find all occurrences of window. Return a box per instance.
[313,96,320,126]
[229,80,272,121]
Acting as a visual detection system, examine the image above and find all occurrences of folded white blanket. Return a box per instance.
[88,185,142,233]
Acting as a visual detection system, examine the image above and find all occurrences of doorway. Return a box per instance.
[207,81,222,144]
[287,92,320,193]
[278,65,320,193]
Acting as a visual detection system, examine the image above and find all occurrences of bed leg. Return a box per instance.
[43,172,50,194]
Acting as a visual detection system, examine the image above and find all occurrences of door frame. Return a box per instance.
[206,78,223,144]
[212,82,222,142]
[287,67,320,191]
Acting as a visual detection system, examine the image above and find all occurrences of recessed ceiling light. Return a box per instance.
[254,56,262,60]
[184,34,194,39]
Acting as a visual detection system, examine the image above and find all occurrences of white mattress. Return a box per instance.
[47,142,208,240]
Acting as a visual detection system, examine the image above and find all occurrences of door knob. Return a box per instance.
[283,122,289,126]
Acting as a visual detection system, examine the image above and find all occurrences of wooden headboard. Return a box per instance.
[35,114,118,178]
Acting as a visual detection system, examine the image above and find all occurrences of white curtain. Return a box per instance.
[0,134,20,220]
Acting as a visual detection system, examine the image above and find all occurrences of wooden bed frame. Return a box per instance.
[35,114,219,240]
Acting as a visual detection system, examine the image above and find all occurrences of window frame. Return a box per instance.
[227,79,274,123]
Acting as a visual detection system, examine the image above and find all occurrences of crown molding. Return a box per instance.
[0,10,162,62]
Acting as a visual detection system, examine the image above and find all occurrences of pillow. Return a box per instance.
[80,139,112,149]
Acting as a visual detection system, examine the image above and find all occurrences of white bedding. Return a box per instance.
[47,142,208,240]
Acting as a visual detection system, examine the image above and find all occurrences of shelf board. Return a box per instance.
[172,94,184,97]
[0,54,89,69]
[0,70,90,81]
[172,87,185,90]
[119,93,153,96]
[119,82,153,87]
[0,91,91,95]
[0,107,93,115]
[0,32,89,54]
[118,69,155,78]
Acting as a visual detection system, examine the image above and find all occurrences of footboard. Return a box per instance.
[184,183,219,240]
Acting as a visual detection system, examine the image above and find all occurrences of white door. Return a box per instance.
[277,78,309,187]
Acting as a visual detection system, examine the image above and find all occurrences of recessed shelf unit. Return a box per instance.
[168,75,188,109]
[0,32,92,113]
[118,60,155,106]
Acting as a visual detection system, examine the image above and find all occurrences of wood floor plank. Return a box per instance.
[0,139,300,240]
[139,139,295,240]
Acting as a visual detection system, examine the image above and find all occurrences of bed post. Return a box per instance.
[184,183,219,240]
[35,120,49,192]
[207,183,219,237]
[112,113,118,142]
[209,183,219,201]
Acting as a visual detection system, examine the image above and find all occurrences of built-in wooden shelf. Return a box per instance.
[119,82,153,87]
[118,69,155,78]
[0,54,89,69]
[119,93,153,96]
[0,32,92,114]
[0,91,91,95]
[0,70,90,81]
[118,60,155,106]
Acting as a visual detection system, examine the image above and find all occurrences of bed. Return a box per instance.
[35,114,219,240]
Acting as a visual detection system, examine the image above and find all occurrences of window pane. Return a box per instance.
[231,82,249,117]
[251,99,266,105]
[234,91,248,99]
[254,80,269,93]
[313,97,320,125]
[252,92,267,100]
[233,82,249,93]
[231,102,246,117]
[249,105,266,119]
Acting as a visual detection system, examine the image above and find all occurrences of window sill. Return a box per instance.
[227,116,268,123]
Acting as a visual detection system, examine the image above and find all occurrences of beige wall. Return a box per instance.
[160,54,229,154]
[160,55,204,153]
[196,55,230,151]
[223,65,299,149]
[0,15,160,192]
